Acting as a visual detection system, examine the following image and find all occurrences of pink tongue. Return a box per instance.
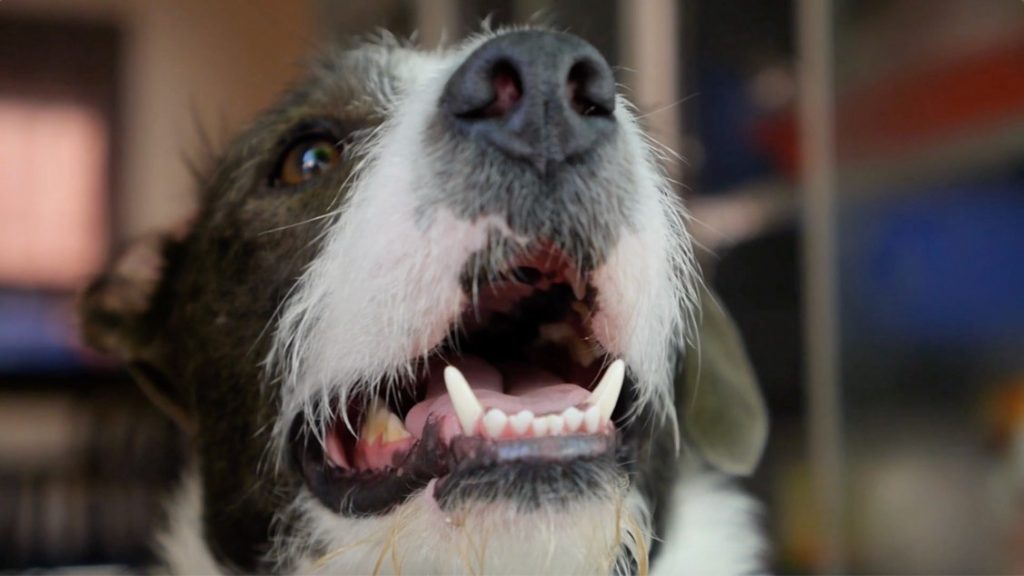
[405,356,590,442]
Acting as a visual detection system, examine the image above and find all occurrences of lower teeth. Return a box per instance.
[443,359,624,437]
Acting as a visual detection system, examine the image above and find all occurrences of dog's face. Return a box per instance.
[82,29,766,574]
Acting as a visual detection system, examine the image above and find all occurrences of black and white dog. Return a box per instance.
[81,28,768,574]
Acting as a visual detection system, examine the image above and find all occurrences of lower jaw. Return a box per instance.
[295,419,635,516]
[436,432,624,511]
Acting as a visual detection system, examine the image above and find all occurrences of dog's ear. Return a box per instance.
[79,234,193,431]
[679,285,768,475]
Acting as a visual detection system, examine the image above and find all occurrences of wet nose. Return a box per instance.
[441,30,616,174]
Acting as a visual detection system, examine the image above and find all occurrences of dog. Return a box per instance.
[80,28,769,575]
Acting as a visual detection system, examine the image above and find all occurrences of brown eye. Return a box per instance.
[271,135,342,186]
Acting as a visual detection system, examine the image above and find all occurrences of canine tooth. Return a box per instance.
[531,416,549,437]
[360,399,391,442]
[483,409,508,438]
[444,366,484,435]
[360,399,410,443]
[583,405,601,433]
[588,359,625,422]
[383,412,412,442]
[563,407,584,432]
[569,274,587,300]
[546,414,566,436]
[509,410,533,435]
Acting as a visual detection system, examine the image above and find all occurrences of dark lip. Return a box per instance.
[448,431,617,466]
[292,386,639,517]
[293,419,448,517]
[435,432,624,511]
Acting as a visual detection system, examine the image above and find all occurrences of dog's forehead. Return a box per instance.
[235,32,497,143]
[304,42,415,110]
[275,40,451,128]
[238,48,399,146]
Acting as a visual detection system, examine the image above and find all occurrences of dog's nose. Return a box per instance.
[441,31,616,173]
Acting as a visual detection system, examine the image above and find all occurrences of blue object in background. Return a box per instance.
[0,290,88,372]
[695,65,775,193]
[842,179,1024,349]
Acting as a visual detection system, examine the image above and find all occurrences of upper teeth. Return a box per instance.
[360,398,412,444]
[442,359,625,438]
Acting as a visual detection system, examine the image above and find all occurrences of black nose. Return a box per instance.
[441,31,616,174]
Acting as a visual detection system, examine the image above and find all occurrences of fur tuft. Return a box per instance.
[652,469,768,575]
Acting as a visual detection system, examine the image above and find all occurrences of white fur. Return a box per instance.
[653,470,768,576]
[156,471,225,575]
[590,101,700,437]
[267,38,498,449]
[158,467,765,575]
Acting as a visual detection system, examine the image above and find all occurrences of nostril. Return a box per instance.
[487,61,522,118]
[442,31,616,170]
[567,60,614,117]
[455,60,523,121]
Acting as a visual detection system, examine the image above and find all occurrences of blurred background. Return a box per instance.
[0,0,1022,573]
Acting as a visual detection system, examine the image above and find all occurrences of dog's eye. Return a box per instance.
[271,134,342,187]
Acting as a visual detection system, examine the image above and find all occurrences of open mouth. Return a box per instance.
[292,246,639,516]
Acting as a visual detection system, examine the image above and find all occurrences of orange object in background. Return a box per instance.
[756,38,1024,177]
